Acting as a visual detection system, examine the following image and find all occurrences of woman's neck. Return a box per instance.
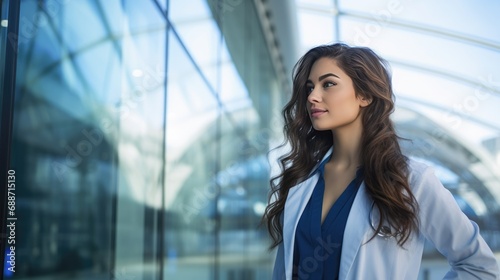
[330,118,363,170]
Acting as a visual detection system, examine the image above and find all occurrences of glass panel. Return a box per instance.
[215,0,280,277]
[164,0,283,278]
[297,12,334,51]
[163,31,218,279]
[338,0,500,43]
[170,0,220,89]
[10,0,167,279]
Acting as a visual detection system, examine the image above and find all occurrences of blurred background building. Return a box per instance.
[0,0,499,279]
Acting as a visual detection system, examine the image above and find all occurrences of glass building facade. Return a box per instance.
[1,1,499,280]
[1,0,286,279]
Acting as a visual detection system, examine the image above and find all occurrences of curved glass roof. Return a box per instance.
[294,0,500,216]
[296,0,500,139]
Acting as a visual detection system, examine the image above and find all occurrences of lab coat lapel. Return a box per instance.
[339,181,372,280]
[283,173,318,279]
[283,147,333,280]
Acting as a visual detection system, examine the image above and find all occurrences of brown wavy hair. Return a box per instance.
[263,43,418,248]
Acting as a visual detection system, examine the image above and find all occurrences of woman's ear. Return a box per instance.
[359,95,372,107]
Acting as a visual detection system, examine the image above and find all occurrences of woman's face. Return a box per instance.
[306,57,369,131]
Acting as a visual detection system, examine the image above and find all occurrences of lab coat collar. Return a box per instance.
[283,146,372,280]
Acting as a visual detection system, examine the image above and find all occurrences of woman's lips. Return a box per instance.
[310,108,327,118]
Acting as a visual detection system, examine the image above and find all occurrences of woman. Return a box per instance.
[264,43,499,279]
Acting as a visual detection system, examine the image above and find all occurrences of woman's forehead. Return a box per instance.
[308,57,347,80]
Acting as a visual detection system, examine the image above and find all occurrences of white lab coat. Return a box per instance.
[272,147,500,279]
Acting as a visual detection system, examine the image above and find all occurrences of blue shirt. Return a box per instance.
[292,159,364,280]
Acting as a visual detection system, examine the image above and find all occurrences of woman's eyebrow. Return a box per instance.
[307,73,341,83]
[318,73,340,81]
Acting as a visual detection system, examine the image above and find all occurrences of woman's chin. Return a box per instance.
[312,124,333,131]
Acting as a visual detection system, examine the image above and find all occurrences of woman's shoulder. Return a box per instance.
[406,158,443,194]
[407,158,430,178]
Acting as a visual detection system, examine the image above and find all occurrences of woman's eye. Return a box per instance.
[323,81,336,88]
[306,86,314,94]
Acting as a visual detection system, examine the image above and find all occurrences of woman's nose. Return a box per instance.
[307,88,321,103]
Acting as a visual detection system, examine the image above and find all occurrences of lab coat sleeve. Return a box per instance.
[413,165,500,279]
